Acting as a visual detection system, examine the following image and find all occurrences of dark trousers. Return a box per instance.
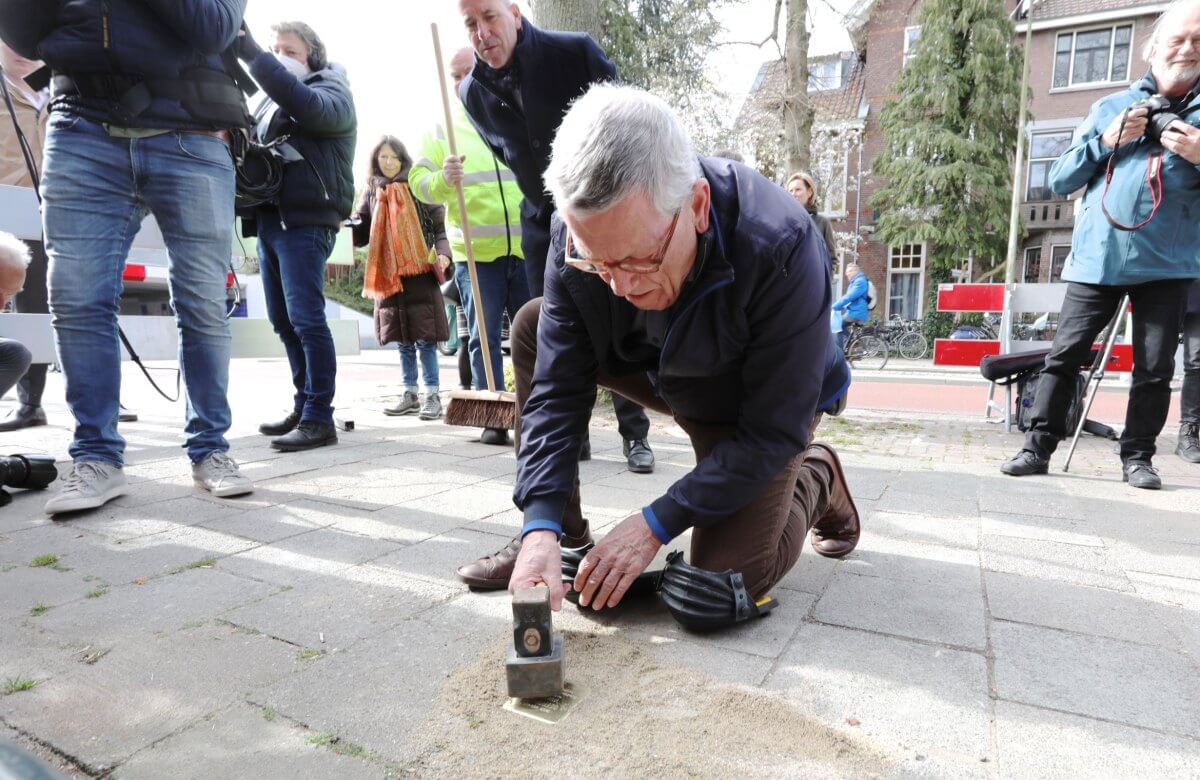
[1182,310,1199,425]
[256,211,338,425]
[0,338,32,399]
[1025,280,1187,462]
[14,240,48,407]
[512,298,832,598]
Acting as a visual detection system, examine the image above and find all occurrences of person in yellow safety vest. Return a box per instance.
[409,46,529,447]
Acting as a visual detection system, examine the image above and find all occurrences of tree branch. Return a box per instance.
[716,0,783,58]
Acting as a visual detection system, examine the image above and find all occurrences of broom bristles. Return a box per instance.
[444,391,517,430]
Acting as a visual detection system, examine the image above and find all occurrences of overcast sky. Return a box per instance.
[243,0,857,176]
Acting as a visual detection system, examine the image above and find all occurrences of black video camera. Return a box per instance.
[0,454,58,508]
[1128,94,1185,144]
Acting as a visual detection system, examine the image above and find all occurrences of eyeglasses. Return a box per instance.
[564,210,681,274]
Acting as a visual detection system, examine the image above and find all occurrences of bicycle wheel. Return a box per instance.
[854,334,890,370]
[897,331,928,360]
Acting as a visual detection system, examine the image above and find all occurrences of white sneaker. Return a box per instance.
[192,451,254,498]
[44,461,129,516]
[419,392,443,420]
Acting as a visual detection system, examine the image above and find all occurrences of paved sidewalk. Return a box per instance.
[1,355,1198,777]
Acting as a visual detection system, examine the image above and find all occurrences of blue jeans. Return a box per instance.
[398,340,440,393]
[41,115,234,466]
[454,257,531,391]
[256,211,338,425]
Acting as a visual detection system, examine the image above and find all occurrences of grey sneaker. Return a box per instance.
[44,461,128,516]
[385,391,420,416]
[193,451,254,498]
[419,392,443,420]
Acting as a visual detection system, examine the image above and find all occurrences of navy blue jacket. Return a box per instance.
[248,53,357,229]
[515,157,851,542]
[5,0,249,130]
[1188,279,1200,315]
[459,21,616,217]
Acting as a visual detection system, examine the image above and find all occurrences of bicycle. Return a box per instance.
[843,321,890,370]
[883,315,929,360]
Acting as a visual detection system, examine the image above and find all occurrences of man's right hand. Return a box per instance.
[443,155,467,188]
[1100,107,1148,149]
[509,530,564,610]
[234,24,263,62]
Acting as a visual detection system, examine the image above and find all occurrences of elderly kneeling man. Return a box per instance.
[501,84,858,630]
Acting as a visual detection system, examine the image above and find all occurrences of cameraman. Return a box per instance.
[0,0,257,514]
[234,22,356,453]
[1002,0,1200,490]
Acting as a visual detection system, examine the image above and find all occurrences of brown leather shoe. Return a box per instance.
[804,443,860,558]
[455,522,593,590]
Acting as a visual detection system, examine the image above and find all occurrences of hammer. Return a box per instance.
[505,585,565,699]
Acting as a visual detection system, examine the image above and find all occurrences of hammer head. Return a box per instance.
[506,586,564,699]
[511,585,553,658]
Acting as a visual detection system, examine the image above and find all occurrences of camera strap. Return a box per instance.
[1101,109,1165,232]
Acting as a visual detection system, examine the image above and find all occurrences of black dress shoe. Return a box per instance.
[624,438,655,474]
[0,405,47,432]
[271,421,337,452]
[260,411,301,437]
[1123,460,1162,490]
[1000,449,1049,476]
[480,427,510,446]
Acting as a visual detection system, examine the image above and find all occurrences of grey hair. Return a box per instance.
[544,83,701,217]
[0,232,30,271]
[1143,0,1200,61]
[271,21,327,70]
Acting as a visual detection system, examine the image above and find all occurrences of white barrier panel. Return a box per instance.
[1009,283,1069,313]
[0,184,167,250]
[0,314,360,363]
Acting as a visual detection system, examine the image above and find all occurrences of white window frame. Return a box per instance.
[1051,23,1134,92]
[808,60,844,92]
[886,243,926,320]
[1026,130,1074,201]
[1022,246,1043,284]
[820,146,850,218]
[1049,244,1072,282]
[903,26,922,67]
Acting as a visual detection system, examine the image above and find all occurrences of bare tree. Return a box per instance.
[530,0,605,40]
[783,0,812,173]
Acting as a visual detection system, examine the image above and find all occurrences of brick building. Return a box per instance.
[737,0,1168,321]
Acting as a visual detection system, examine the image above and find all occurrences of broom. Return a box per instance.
[432,23,518,432]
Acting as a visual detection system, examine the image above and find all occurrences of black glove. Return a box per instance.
[234,23,264,61]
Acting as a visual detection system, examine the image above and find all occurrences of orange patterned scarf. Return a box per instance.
[362,182,432,299]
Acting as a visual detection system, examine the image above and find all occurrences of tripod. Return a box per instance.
[1061,294,1130,473]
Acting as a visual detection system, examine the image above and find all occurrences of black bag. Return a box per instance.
[1015,368,1085,433]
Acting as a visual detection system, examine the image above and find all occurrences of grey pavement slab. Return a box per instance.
[984,570,1180,649]
[868,508,979,550]
[214,527,402,587]
[1108,540,1200,581]
[840,534,982,591]
[391,481,515,523]
[368,527,518,591]
[1129,571,1200,611]
[115,702,386,780]
[839,465,898,502]
[980,512,1105,548]
[776,546,840,595]
[814,569,986,650]
[0,624,302,773]
[62,525,260,586]
[980,534,1132,592]
[992,621,1200,738]
[765,622,991,772]
[0,565,105,621]
[994,700,1200,779]
[195,500,334,544]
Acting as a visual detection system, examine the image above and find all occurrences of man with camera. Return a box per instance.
[233,22,356,453]
[1002,0,1200,489]
[0,0,257,514]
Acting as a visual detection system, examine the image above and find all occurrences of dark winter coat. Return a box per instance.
[805,203,837,271]
[248,52,357,230]
[3,0,250,130]
[353,176,450,346]
[1188,279,1200,315]
[515,157,852,541]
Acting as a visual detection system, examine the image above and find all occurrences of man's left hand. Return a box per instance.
[574,511,661,610]
[234,24,264,62]
[437,254,452,272]
[1161,121,1200,164]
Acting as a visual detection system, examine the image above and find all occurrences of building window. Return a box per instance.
[903,26,922,67]
[1022,247,1042,284]
[888,243,925,320]
[1026,131,1073,201]
[813,145,849,216]
[808,60,843,92]
[1049,245,1070,282]
[1053,25,1132,89]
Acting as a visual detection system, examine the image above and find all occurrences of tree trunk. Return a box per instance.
[530,0,605,41]
[783,0,812,174]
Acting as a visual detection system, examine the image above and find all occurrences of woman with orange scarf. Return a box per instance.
[353,136,451,419]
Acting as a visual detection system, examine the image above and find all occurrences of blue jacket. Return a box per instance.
[1188,279,1200,314]
[459,21,616,220]
[515,157,851,543]
[10,0,250,130]
[1051,73,1200,285]
[247,53,357,229]
[833,273,870,322]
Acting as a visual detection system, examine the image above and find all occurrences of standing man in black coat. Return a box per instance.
[454,0,656,482]
[234,21,356,453]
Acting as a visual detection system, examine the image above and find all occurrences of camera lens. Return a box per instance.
[1147,111,1183,143]
[0,455,58,491]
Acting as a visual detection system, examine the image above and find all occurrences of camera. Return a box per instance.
[1128,94,1184,144]
[0,454,58,507]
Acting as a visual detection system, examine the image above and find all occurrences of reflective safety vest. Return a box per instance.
[409,107,524,263]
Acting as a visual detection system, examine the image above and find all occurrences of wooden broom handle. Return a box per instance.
[431,23,498,393]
